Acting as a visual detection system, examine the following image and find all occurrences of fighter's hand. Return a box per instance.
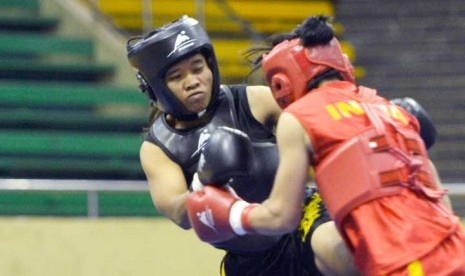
[391,97,437,149]
[187,186,258,244]
[197,126,253,186]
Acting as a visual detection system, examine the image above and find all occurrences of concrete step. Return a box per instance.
[335,0,465,181]
[340,16,465,37]
[431,144,465,160]
[353,43,464,67]
[358,75,465,97]
[336,0,465,19]
[430,111,465,125]
[355,54,464,68]
[433,159,465,182]
[436,125,465,141]
[362,62,465,78]
[350,39,465,56]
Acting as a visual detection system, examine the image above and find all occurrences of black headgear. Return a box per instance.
[127,15,221,121]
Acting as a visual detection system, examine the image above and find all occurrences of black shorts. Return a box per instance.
[220,187,331,276]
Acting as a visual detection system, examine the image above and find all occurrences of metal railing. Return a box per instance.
[0,179,148,218]
[0,178,464,218]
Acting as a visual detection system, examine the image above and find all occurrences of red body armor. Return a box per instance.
[314,87,445,228]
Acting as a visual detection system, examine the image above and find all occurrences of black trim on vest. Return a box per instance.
[148,86,238,184]
[221,84,239,128]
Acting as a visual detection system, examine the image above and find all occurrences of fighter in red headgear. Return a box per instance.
[262,34,354,109]
[186,15,465,276]
[260,16,436,149]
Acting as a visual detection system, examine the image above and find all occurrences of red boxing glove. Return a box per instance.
[187,186,258,244]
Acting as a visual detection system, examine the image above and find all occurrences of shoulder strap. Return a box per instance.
[358,86,385,134]
[220,84,239,128]
[357,86,377,101]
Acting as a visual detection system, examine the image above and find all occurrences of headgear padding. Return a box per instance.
[127,15,220,121]
[262,37,354,109]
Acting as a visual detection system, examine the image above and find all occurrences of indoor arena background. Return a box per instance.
[0,0,464,275]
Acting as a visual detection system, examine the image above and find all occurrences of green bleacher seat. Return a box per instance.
[0,81,148,132]
[0,130,145,179]
[0,108,147,132]
[0,0,154,219]
[0,60,115,82]
[0,130,141,159]
[0,0,40,13]
[0,16,59,32]
[0,33,94,59]
[0,155,144,179]
[0,81,146,108]
[0,191,157,216]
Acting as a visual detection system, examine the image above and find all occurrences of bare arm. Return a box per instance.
[246,85,282,125]
[140,141,191,229]
[247,112,311,234]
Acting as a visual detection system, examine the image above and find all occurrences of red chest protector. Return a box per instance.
[314,87,446,227]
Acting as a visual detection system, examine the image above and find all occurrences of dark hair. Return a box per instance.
[244,15,339,83]
[271,16,343,89]
[142,103,163,133]
[293,15,334,47]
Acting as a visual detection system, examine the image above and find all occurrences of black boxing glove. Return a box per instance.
[197,126,253,186]
[391,97,437,149]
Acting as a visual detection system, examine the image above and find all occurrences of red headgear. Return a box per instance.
[262,37,355,109]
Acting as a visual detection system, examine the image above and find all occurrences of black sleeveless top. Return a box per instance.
[146,84,282,253]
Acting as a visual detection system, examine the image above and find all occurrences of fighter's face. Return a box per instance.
[164,54,213,114]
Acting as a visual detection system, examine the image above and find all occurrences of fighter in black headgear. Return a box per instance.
[127,15,220,121]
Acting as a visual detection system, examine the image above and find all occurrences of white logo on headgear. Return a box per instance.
[167,30,197,58]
